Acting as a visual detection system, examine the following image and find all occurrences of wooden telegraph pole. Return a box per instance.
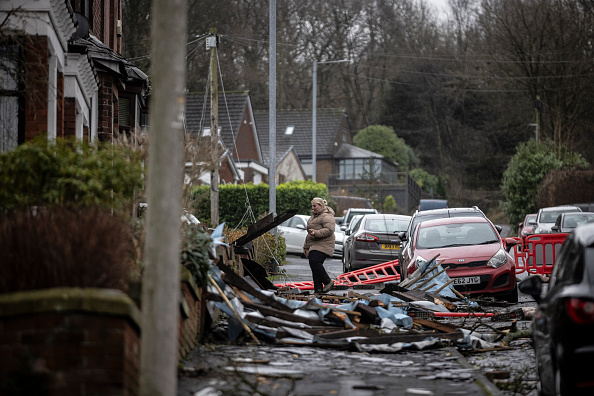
[208,28,219,226]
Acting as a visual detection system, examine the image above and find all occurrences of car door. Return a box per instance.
[279,216,308,254]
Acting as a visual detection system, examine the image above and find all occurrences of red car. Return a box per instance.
[518,213,536,240]
[400,216,519,302]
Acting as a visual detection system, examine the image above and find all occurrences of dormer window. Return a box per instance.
[285,125,294,135]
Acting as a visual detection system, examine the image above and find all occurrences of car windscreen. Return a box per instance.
[417,222,498,249]
[539,208,580,223]
[563,213,594,228]
[365,218,409,233]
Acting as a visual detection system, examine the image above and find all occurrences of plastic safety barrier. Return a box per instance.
[519,233,569,275]
[275,259,401,290]
[508,237,527,274]
[335,259,400,286]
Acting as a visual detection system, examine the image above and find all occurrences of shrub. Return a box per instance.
[191,180,330,227]
[224,226,286,271]
[0,136,143,214]
[501,139,588,225]
[180,224,212,288]
[0,207,138,294]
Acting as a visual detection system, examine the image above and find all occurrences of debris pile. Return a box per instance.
[206,256,530,354]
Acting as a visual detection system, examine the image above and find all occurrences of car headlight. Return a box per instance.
[487,249,507,268]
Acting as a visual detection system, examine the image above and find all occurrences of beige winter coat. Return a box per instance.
[303,206,336,257]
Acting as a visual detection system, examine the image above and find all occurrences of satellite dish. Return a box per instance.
[72,12,90,40]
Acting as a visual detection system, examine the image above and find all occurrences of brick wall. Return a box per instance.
[0,288,141,396]
[178,268,206,360]
[64,98,76,138]
[97,73,115,141]
[23,36,49,140]
[56,72,65,137]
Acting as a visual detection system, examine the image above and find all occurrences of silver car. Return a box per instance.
[532,205,582,234]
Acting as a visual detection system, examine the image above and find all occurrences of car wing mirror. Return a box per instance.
[345,229,351,236]
[528,220,537,225]
[295,224,305,230]
[518,276,543,303]
[551,225,559,232]
[494,224,502,234]
[504,237,519,253]
[398,231,407,241]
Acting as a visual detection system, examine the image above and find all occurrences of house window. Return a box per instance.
[338,158,382,180]
[301,158,312,178]
[202,127,221,136]
[0,44,21,152]
[119,97,130,127]
[284,125,294,135]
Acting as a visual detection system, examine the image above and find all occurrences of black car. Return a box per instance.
[519,222,594,396]
[342,214,411,273]
[397,207,493,275]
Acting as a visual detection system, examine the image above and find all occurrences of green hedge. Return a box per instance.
[191,180,332,227]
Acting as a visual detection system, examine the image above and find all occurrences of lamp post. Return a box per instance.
[312,59,349,182]
[529,123,539,148]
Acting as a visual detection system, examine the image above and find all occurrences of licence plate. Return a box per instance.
[453,276,480,285]
[381,244,399,250]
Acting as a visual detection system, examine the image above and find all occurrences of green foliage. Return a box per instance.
[0,136,143,213]
[192,180,330,227]
[502,139,588,225]
[224,226,286,270]
[410,168,446,197]
[180,224,212,288]
[353,125,414,169]
[383,195,397,213]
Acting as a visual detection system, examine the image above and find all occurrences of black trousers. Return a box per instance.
[308,250,331,292]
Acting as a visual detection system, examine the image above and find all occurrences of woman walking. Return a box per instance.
[303,197,335,293]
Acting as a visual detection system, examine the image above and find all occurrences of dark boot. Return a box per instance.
[321,280,334,293]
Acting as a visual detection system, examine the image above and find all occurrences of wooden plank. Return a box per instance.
[242,301,326,326]
[317,329,360,339]
[217,261,293,312]
[413,318,461,333]
[354,331,463,345]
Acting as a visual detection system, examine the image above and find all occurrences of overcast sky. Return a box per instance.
[424,0,449,19]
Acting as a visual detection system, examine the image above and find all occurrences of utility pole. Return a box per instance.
[208,28,219,226]
[139,0,187,393]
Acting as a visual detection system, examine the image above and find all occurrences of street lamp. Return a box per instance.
[312,58,350,182]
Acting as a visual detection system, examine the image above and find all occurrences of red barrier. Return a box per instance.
[275,259,401,290]
[508,237,527,274]
[335,259,400,286]
[522,233,569,275]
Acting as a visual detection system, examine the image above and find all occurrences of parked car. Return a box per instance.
[519,222,594,396]
[277,214,309,255]
[418,199,448,211]
[551,212,594,233]
[334,223,345,258]
[518,213,537,239]
[342,214,411,273]
[340,208,378,230]
[400,216,519,302]
[398,207,490,267]
[532,205,582,234]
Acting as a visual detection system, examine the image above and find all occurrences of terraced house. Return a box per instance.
[0,0,149,151]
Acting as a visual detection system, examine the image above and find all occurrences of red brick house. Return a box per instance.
[0,0,149,151]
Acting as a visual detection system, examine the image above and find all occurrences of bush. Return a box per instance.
[192,180,331,227]
[0,136,143,214]
[180,224,212,288]
[0,207,138,294]
[224,226,286,271]
[501,139,588,225]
